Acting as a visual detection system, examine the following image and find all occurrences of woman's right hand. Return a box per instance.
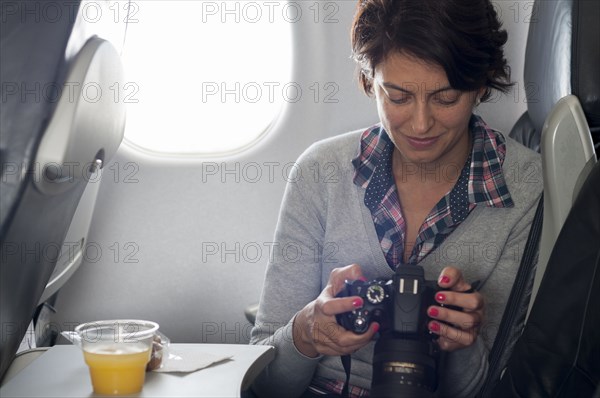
[292,264,380,357]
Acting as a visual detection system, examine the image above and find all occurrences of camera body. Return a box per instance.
[336,277,393,334]
[336,266,439,337]
[336,265,442,397]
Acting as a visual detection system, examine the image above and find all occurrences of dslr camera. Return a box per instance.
[336,265,443,398]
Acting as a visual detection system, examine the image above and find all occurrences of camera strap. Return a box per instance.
[340,354,351,398]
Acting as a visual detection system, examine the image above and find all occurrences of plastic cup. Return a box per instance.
[75,320,159,395]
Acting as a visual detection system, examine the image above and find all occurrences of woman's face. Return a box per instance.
[373,52,481,168]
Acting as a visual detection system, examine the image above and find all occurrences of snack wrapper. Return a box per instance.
[146,331,170,371]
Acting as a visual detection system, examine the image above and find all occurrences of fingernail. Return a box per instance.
[352,298,363,308]
[372,323,380,333]
[436,293,446,302]
[358,276,368,282]
[429,322,441,332]
[428,307,439,317]
[439,275,451,285]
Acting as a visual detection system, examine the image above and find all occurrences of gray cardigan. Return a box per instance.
[250,128,543,398]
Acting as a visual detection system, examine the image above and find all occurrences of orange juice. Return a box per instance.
[83,344,151,395]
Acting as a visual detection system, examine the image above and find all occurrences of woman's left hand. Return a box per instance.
[427,266,484,352]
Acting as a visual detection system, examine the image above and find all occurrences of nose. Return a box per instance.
[411,102,434,135]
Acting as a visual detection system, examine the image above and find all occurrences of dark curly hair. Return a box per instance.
[351,0,512,101]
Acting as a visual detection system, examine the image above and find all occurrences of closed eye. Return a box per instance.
[433,92,460,106]
[389,95,411,105]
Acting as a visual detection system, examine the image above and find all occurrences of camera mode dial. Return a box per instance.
[366,284,386,304]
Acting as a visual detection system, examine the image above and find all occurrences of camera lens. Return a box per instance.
[371,334,439,398]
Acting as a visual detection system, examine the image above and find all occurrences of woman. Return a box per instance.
[250,0,543,397]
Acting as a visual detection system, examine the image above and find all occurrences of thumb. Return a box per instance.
[329,264,365,294]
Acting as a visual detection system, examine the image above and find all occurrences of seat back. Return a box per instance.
[509,0,600,152]
[506,0,599,316]
[528,0,600,318]
[0,2,126,381]
[533,96,597,318]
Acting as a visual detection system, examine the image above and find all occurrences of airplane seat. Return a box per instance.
[526,0,599,310]
[0,2,126,382]
[508,0,600,154]
[477,0,599,395]
[244,303,260,325]
[501,0,599,325]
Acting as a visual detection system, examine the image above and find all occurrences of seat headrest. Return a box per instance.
[524,0,600,133]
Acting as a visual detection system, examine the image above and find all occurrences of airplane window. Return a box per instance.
[120,1,292,155]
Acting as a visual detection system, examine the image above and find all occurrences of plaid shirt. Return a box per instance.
[310,376,370,397]
[352,114,514,267]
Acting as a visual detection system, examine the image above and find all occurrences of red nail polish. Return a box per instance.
[439,275,451,285]
[429,322,440,332]
[352,298,363,308]
[372,323,380,333]
[428,307,439,317]
[436,293,446,302]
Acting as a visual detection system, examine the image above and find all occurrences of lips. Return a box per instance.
[404,135,440,150]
